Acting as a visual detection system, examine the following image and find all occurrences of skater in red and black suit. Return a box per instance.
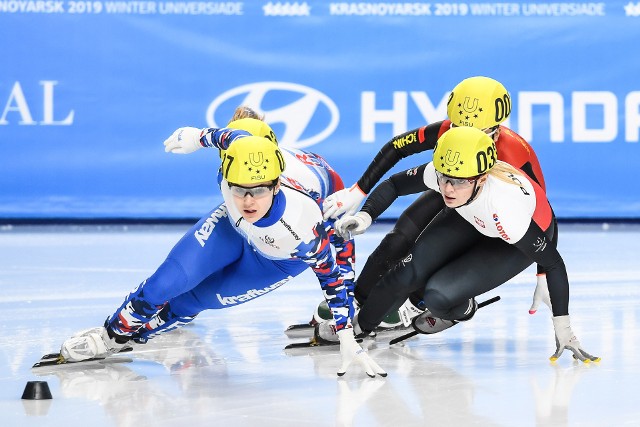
[322,76,555,320]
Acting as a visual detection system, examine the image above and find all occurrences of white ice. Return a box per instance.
[1,223,639,427]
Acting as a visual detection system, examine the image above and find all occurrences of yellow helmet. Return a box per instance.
[447,76,511,129]
[227,118,278,145]
[433,127,497,178]
[221,136,286,185]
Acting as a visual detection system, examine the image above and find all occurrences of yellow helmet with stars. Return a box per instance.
[447,76,511,129]
[227,118,278,145]
[221,136,286,185]
[433,127,497,178]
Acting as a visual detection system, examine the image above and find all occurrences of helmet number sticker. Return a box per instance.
[265,129,278,144]
[222,153,235,178]
[494,94,512,124]
[476,144,497,174]
[275,149,286,171]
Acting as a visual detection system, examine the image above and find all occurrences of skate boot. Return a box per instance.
[60,326,131,362]
[312,299,333,325]
[313,314,370,345]
[378,309,403,329]
[284,300,340,339]
[313,319,339,344]
[411,311,458,334]
[398,297,426,327]
[411,297,478,333]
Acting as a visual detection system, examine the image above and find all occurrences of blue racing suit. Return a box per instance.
[106,128,355,342]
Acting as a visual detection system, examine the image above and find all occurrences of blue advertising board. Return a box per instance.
[1,1,639,219]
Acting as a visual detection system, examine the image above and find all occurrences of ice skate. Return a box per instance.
[390,296,501,345]
[285,299,403,339]
[53,327,131,364]
[412,311,458,334]
[285,315,365,350]
[284,299,332,338]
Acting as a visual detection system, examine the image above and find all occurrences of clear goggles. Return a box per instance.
[450,122,499,137]
[435,171,478,189]
[228,182,276,199]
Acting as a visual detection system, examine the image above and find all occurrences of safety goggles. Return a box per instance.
[483,126,499,137]
[450,122,499,137]
[228,182,276,199]
[435,171,478,189]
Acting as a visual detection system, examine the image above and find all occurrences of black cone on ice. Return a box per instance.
[21,381,52,400]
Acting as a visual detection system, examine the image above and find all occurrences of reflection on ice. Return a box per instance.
[1,224,639,427]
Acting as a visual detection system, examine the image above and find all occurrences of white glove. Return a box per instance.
[529,273,552,314]
[337,329,387,378]
[334,211,372,240]
[323,183,367,220]
[551,315,600,363]
[163,127,204,154]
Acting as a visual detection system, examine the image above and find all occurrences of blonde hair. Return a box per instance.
[488,161,526,185]
[228,106,264,124]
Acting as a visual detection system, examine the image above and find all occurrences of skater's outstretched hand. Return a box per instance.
[529,273,552,314]
[337,329,386,378]
[551,315,600,363]
[164,127,203,154]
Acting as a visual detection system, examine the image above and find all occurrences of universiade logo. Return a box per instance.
[206,82,339,149]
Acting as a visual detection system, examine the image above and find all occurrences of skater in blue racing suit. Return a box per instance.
[59,110,385,378]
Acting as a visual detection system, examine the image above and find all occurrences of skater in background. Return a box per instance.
[332,126,599,363]
[58,107,385,378]
[320,76,555,325]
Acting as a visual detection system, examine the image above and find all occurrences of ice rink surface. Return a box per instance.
[1,222,639,427]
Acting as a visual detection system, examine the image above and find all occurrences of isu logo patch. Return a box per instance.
[533,236,547,252]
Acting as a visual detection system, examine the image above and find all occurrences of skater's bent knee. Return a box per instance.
[422,289,452,317]
[144,259,189,303]
[369,230,414,267]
